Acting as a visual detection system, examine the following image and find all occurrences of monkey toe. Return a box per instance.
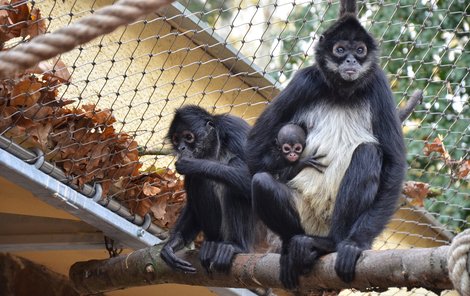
[213,244,239,274]
[199,241,217,273]
[280,253,300,289]
[290,235,319,273]
[335,242,362,283]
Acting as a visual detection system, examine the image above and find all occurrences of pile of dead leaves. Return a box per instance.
[0,0,46,50]
[0,0,186,229]
[114,168,186,229]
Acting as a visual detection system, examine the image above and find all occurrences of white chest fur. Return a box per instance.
[288,102,377,236]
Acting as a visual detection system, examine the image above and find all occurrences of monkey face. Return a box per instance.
[282,143,303,163]
[323,40,373,82]
[315,15,378,86]
[169,119,218,159]
[332,41,369,81]
[171,129,196,158]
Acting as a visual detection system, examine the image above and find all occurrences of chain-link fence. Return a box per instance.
[0,0,468,292]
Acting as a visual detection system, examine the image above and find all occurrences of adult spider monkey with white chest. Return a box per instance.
[247,0,406,289]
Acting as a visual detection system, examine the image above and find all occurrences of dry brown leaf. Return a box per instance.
[21,104,54,120]
[27,8,45,38]
[0,106,15,130]
[150,195,169,220]
[10,77,42,107]
[423,136,450,161]
[403,181,430,207]
[457,160,470,180]
[26,121,52,150]
[9,0,30,24]
[28,59,71,82]
[143,181,161,196]
[129,198,153,218]
[166,203,184,226]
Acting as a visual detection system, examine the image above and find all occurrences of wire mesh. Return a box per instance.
[0,0,469,292]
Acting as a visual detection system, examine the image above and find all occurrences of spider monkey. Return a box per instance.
[275,124,327,182]
[160,105,254,274]
[247,0,406,289]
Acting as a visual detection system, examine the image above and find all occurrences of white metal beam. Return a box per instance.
[0,148,161,249]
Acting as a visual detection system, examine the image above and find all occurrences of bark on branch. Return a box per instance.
[69,245,453,295]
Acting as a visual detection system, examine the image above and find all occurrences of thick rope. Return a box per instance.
[0,0,175,79]
[448,229,470,296]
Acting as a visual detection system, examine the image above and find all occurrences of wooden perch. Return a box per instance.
[70,245,453,295]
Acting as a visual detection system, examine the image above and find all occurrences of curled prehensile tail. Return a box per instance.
[339,0,357,17]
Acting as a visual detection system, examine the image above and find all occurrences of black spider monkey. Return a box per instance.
[160,105,254,274]
[275,124,327,182]
[246,0,406,289]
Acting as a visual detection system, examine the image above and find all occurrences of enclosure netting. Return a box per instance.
[0,0,468,294]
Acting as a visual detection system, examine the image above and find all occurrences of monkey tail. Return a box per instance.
[339,0,357,17]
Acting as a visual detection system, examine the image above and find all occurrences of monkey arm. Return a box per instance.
[327,143,383,282]
[246,67,320,174]
[160,205,201,273]
[175,157,251,197]
[330,79,407,283]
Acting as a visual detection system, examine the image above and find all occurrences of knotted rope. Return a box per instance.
[448,229,470,296]
[0,0,174,79]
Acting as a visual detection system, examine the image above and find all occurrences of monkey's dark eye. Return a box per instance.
[336,47,345,54]
[282,144,291,154]
[356,46,366,56]
[182,131,195,143]
[293,144,303,153]
[172,134,179,145]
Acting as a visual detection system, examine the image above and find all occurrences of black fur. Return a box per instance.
[339,0,357,17]
[161,105,254,274]
[247,1,406,289]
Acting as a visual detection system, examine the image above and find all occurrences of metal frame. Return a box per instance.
[0,139,161,249]
[157,2,281,100]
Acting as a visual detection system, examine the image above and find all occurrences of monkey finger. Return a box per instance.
[280,254,298,289]
[161,250,196,273]
[200,241,217,273]
[311,165,325,174]
[214,244,235,273]
[335,244,361,282]
[302,250,319,275]
[308,159,328,167]
[173,260,197,273]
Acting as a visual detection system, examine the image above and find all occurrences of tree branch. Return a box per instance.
[69,246,452,294]
[399,90,423,121]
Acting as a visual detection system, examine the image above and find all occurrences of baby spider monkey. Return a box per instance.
[275,124,327,182]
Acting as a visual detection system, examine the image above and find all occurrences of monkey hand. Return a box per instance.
[175,157,200,175]
[200,241,241,274]
[280,235,321,289]
[335,240,363,283]
[160,233,196,273]
[304,154,327,173]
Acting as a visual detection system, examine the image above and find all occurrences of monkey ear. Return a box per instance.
[319,35,325,42]
[206,120,215,129]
